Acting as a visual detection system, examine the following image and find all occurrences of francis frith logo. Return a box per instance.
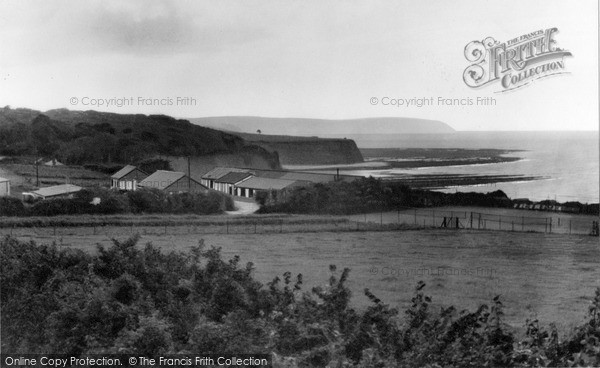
[463,28,572,92]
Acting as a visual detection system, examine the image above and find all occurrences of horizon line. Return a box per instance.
[2,105,598,132]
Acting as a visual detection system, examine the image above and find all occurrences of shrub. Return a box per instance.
[0,197,27,216]
[30,198,84,216]
[116,314,173,356]
[126,188,166,213]
[2,235,600,367]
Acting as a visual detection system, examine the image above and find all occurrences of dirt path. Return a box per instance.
[226,199,260,215]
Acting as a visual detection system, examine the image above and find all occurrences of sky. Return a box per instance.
[0,0,597,131]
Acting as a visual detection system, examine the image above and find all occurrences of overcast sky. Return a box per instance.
[0,0,597,131]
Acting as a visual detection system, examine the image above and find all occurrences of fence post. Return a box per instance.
[522,216,524,231]
[569,220,572,235]
[549,218,552,233]
[470,212,473,228]
[226,220,229,234]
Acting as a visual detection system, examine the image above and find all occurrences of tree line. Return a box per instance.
[256,177,599,216]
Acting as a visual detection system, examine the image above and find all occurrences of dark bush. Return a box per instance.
[30,198,84,216]
[258,177,517,215]
[0,197,27,216]
[126,188,166,213]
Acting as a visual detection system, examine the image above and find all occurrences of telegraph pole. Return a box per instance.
[187,156,191,190]
[35,154,40,187]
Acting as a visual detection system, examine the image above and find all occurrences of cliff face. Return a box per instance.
[250,138,364,165]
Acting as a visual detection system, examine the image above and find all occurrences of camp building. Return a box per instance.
[138,170,206,194]
[111,165,148,191]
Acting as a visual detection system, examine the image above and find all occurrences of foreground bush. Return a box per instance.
[1,236,599,366]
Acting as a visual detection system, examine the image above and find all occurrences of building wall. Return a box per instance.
[118,179,139,191]
[0,181,9,196]
[235,187,255,198]
[113,169,148,190]
[212,181,235,194]
[200,179,215,189]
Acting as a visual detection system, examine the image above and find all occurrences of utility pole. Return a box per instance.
[187,156,191,190]
[35,155,40,187]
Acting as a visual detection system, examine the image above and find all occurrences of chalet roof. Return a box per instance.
[251,169,358,183]
[111,165,146,179]
[138,170,187,190]
[236,177,300,190]
[43,159,64,166]
[32,184,82,198]
[216,172,253,184]
[202,167,249,180]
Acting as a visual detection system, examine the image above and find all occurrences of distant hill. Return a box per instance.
[187,116,455,136]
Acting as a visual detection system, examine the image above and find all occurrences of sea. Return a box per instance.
[318,131,599,204]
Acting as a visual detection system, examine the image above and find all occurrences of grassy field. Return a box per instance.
[7,226,598,332]
[0,162,109,195]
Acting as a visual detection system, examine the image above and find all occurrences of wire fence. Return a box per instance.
[348,207,599,236]
[0,218,396,238]
[0,208,597,239]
